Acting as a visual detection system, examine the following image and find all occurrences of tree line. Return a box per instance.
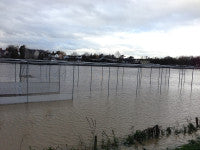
[1,45,200,66]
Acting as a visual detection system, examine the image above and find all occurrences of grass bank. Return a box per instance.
[28,117,200,150]
[174,137,200,150]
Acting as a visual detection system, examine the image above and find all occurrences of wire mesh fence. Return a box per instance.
[0,60,74,104]
[0,59,198,105]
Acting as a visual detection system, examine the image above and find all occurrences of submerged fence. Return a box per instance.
[0,59,198,104]
[0,59,74,104]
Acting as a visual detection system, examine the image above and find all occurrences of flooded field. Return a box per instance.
[1,65,200,149]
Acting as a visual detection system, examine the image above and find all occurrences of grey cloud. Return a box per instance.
[0,0,200,54]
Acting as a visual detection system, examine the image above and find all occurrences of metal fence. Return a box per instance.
[0,59,198,105]
[0,59,74,104]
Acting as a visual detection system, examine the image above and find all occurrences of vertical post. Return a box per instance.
[191,68,194,90]
[116,67,119,91]
[180,69,183,88]
[160,68,163,94]
[168,68,170,86]
[160,68,163,86]
[90,66,93,94]
[122,67,124,87]
[77,64,79,87]
[136,68,139,97]
[19,63,22,82]
[138,67,142,87]
[94,135,97,150]
[49,65,51,83]
[40,65,41,81]
[150,67,152,84]
[58,65,61,93]
[26,61,29,103]
[72,65,75,100]
[178,69,181,87]
[165,68,167,84]
[108,67,110,96]
[183,69,186,84]
[101,66,103,89]
[196,117,199,128]
[15,63,16,82]
[158,68,161,86]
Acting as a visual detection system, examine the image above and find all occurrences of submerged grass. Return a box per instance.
[28,118,200,150]
[174,137,200,150]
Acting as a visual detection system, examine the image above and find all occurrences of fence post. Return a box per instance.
[101,66,103,90]
[150,67,152,84]
[72,65,75,100]
[122,67,124,87]
[108,67,110,96]
[196,117,199,128]
[116,67,119,91]
[26,61,29,103]
[19,63,22,82]
[15,63,16,82]
[90,66,92,94]
[49,65,51,83]
[58,65,61,93]
[77,64,79,87]
[94,135,97,150]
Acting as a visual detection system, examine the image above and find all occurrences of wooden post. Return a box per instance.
[196,117,199,128]
[94,135,97,150]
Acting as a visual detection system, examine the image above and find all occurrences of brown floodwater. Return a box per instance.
[1,66,200,150]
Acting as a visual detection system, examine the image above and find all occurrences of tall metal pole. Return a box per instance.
[49,65,51,83]
[191,68,194,90]
[101,66,103,90]
[150,67,152,84]
[158,68,161,87]
[116,67,119,91]
[77,64,79,87]
[58,65,61,93]
[26,61,29,103]
[168,68,170,86]
[40,65,41,81]
[15,63,16,82]
[108,67,110,96]
[90,66,92,94]
[122,67,124,87]
[72,65,75,100]
[19,63,22,82]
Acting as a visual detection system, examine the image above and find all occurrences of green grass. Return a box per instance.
[175,137,200,150]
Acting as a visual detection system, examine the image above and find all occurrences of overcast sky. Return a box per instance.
[0,0,200,57]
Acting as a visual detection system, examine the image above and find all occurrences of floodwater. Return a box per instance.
[1,65,200,150]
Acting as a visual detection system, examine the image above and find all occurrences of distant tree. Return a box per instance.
[7,45,19,58]
[19,45,26,59]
